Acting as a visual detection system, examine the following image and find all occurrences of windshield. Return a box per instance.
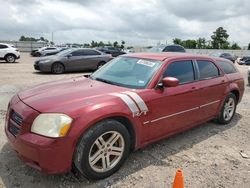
[56,48,74,56]
[91,57,162,89]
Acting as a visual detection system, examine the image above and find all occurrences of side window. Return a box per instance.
[0,44,8,49]
[197,60,219,80]
[71,50,85,56]
[163,60,195,84]
[84,50,101,56]
[216,61,237,74]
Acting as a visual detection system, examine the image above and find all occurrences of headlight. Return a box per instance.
[39,59,51,63]
[31,113,73,138]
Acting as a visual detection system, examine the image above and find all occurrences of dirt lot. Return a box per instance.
[0,53,249,188]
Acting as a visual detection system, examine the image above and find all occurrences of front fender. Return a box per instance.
[68,98,142,150]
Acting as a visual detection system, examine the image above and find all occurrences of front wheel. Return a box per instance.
[73,119,130,180]
[51,63,64,74]
[5,54,16,63]
[217,93,237,124]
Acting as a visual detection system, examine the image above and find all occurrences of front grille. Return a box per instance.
[8,110,23,137]
[8,121,21,136]
[10,110,23,126]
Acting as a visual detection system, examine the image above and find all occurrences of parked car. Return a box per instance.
[31,47,59,57]
[0,43,20,63]
[248,67,250,85]
[34,48,112,74]
[210,52,237,63]
[40,47,69,57]
[5,53,244,180]
[97,46,126,57]
[148,44,186,53]
[238,55,250,65]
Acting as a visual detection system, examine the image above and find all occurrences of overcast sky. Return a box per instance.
[0,0,249,46]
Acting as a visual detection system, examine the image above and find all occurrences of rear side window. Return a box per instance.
[164,60,195,84]
[0,44,8,49]
[71,50,85,56]
[84,49,101,56]
[197,60,219,80]
[217,61,237,74]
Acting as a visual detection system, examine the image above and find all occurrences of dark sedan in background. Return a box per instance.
[210,52,237,63]
[97,46,126,57]
[34,48,113,74]
[148,44,186,53]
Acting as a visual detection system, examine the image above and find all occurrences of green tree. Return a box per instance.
[182,40,197,49]
[121,40,125,49]
[211,27,229,49]
[231,43,241,50]
[173,38,182,45]
[197,38,206,49]
[113,41,119,48]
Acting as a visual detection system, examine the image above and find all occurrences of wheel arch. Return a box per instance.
[51,61,65,71]
[230,89,239,104]
[4,53,17,59]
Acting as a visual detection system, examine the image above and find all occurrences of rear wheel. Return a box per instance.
[5,54,16,63]
[51,62,64,74]
[73,119,130,180]
[217,93,237,124]
[97,61,106,69]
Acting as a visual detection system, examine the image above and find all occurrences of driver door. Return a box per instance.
[142,60,203,142]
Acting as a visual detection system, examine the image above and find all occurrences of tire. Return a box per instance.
[51,62,65,74]
[73,119,131,180]
[216,93,237,124]
[5,54,16,63]
[97,61,106,69]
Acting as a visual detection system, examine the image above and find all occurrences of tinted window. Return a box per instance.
[84,49,101,56]
[164,60,195,84]
[197,60,219,80]
[163,46,185,52]
[46,47,56,50]
[71,50,85,56]
[0,44,8,49]
[217,61,237,74]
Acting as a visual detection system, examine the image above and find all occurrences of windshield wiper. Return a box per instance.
[94,77,120,86]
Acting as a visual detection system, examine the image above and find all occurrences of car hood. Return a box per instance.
[18,76,127,113]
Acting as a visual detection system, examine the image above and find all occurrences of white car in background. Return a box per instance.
[0,43,20,63]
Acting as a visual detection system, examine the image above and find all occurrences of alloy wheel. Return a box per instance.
[88,131,125,173]
[223,97,235,121]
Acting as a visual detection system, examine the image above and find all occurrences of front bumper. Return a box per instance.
[5,95,74,174]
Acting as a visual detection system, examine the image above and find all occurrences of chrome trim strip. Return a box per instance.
[151,107,199,123]
[123,91,149,112]
[110,93,140,114]
[146,100,220,125]
[199,100,220,108]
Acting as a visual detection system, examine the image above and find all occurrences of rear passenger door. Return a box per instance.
[80,49,102,69]
[195,60,227,119]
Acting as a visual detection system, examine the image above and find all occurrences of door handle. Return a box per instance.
[221,80,225,83]
[191,86,197,90]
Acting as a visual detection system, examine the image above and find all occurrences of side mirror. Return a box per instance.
[67,54,72,58]
[162,77,179,87]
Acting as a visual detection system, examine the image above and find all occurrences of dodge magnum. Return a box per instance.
[5,53,244,180]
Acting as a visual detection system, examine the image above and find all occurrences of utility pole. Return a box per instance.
[51,32,54,45]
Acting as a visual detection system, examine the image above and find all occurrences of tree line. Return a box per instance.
[173,27,248,50]
[19,27,250,50]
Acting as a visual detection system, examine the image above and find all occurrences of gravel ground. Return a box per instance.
[0,53,249,188]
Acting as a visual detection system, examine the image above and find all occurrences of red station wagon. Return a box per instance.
[5,53,244,180]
